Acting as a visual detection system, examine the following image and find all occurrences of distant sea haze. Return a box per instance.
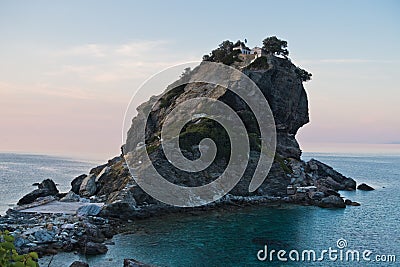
[298,142,400,155]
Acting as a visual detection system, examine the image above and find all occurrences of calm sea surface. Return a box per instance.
[0,153,95,214]
[0,152,398,266]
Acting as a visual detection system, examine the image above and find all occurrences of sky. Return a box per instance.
[0,0,399,161]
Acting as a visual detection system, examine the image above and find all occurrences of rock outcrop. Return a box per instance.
[71,174,87,194]
[79,174,97,197]
[69,261,89,267]
[0,209,114,257]
[65,53,359,215]
[357,183,374,191]
[124,259,155,267]
[17,179,59,205]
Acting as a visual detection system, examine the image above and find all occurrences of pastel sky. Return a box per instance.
[0,0,399,160]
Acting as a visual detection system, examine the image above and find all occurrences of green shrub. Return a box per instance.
[179,118,231,159]
[202,40,243,66]
[0,231,39,267]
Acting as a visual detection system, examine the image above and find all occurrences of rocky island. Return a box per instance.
[0,37,371,265]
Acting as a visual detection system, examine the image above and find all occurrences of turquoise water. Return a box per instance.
[95,153,398,267]
[1,153,398,266]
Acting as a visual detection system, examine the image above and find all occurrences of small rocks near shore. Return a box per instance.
[284,159,359,208]
[344,199,361,206]
[357,183,375,191]
[0,208,116,258]
[317,195,346,208]
[17,179,59,205]
[124,258,156,267]
[69,261,89,267]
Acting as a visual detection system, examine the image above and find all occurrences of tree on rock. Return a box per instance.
[295,67,312,82]
[202,40,241,65]
[262,36,289,57]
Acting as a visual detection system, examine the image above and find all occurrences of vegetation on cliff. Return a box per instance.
[202,36,312,82]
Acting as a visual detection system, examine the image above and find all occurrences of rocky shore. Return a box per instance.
[0,159,370,259]
[0,209,113,257]
[0,48,376,266]
[0,161,372,266]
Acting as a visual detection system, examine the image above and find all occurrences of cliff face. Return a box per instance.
[71,54,357,218]
[244,56,309,159]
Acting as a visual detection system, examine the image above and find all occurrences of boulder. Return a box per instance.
[34,230,55,244]
[71,174,87,194]
[60,191,81,202]
[80,241,108,255]
[325,189,341,197]
[317,195,346,208]
[14,237,30,248]
[79,174,97,197]
[307,159,356,190]
[76,204,102,216]
[100,189,138,218]
[324,177,343,190]
[38,179,59,194]
[17,179,59,205]
[128,186,157,206]
[357,183,374,191]
[61,223,75,229]
[69,261,89,267]
[124,259,155,267]
[344,199,361,206]
[308,191,325,200]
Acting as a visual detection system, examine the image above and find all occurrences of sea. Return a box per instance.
[0,152,399,266]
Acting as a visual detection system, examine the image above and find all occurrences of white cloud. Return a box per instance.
[297,58,396,65]
[54,40,171,59]
[319,59,395,63]
[46,40,199,83]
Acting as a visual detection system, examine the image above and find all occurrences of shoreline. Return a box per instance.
[0,191,360,259]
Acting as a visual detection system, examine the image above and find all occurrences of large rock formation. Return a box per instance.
[71,54,358,218]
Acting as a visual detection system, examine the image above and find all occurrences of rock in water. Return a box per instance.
[38,179,59,194]
[306,159,356,191]
[17,179,59,205]
[357,183,374,191]
[318,195,346,208]
[124,259,155,267]
[69,261,89,267]
[80,241,108,255]
[82,50,360,212]
[344,199,361,206]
